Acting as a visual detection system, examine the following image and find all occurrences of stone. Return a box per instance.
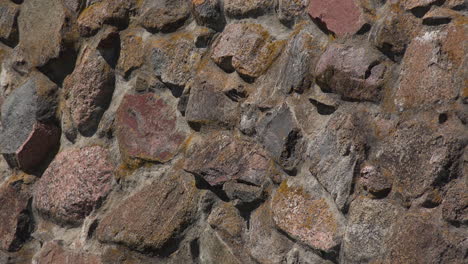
[422,7,461,25]
[255,103,304,172]
[223,181,263,204]
[115,93,188,163]
[271,171,346,253]
[199,227,244,264]
[442,180,468,225]
[192,0,225,31]
[116,27,146,78]
[138,0,191,33]
[96,171,200,253]
[62,27,118,137]
[184,132,278,187]
[0,72,60,172]
[308,0,366,36]
[380,211,466,264]
[211,23,284,79]
[286,245,334,264]
[400,0,439,10]
[278,0,309,26]
[33,146,114,226]
[0,0,19,47]
[0,179,33,252]
[341,197,402,264]
[359,164,392,197]
[77,0,134,36]
[315,42,388,102]
[35,241,102,264]
[17,0,75,67]
[395,28,465,110]
[225,0,275,18]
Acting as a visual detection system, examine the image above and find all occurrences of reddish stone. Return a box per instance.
[308,0,365,36]
[33,146,114,225]
[116,93,187,163]
[35,241,102,264]
[0,180,33,252]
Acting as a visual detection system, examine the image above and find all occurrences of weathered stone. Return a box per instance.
[341,197,402,264]
[63,27,117,137]
[359,164,392,197]
[184,132,278,187]
[308,0,366,36]
[0,72,60,172]
[223,181,263,204]
[225,0,274,18]
[315,42,388,102]
[116,27,146,78]
[63,0,85,12]
[256,103,304,172]
[138,0,190,33]
[211,23,284,78]
[35,241,102,264]
[77,0,134,36]
[33,146,114,225]
[369,3,422,61]
[395,28,465,110]
[96,171,200,252]
[192,0,225,31]
[442,180,468,225]
[199,227,243,264]
[422,7,462,25]
[115,93,187,163]
[380,211,467,264]
[185,61,240,128]
[271,171,346,253]
[278,0,309,26]
[0,0,19,47]
[17,0,75,67]
[400,0,439,11]
[0,178,33,252]
[286,245,334,264]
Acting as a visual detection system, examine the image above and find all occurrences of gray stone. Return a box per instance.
[0,0,19,47]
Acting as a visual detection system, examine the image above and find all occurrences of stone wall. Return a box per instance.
[0,0,467,263]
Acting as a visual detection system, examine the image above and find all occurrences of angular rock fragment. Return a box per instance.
[199,227,244,264]
[35,241,102,264]
[211,23,284,79]
[0,72,60,172]
[138,0,191,33]
[315,42,388,102]
[184,132,278,187]
[96,172,200,252]
[116,27,146,78]
[308,0,366,36]
[62,27,118,138]
[359,164,392,197]
[278,0,309,26]
[224,0,274,18]
[271,172,346,253]
[192,0,225,31]
[115,93,187,163]
[0,0,19,47]
[0,178,33,252]
[442,180,468,225]
[33,146,114,225]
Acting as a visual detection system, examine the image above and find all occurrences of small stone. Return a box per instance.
[315,42,387,102]
[33,146,114,225]
[271,173,346,253]
[0,180,33,252]
[278,0,309,26]
[192,0,225,31]
[116,28,146,78]
[308,0,366,36]
[116,93,187,163]
[359,164,392,197]
[35,241,102,264]
[63,28,118,137]
[199,227,244,264]
[286,245,333,264]
[223,181,263,204]
[138,0,190,33]
[442,181,468,225]
[96,172,200,252]
[184,132,277,187]
[211,23,284,79]
[0,0,19,47]
[77,0,134,37]
[225,0,274,18]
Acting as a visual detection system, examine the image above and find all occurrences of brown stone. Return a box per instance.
[96,171,200,252]
[33,146,114,225]
[278,0,309,26]
[359,164,392,197]
[192,0,225,31]
[116,28,146,78]
[0,0,19,47]
[116,93,187,163]
[308,0,366,36]
[442,180,468,225]
[35,241,102,264]
[138,0,190,33]
[225,0,275,18]
[211,23,284,78]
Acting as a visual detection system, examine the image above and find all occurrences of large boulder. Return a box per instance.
[33,146,114,226]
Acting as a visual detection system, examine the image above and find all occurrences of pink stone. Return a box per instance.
[116,93,187,163]
[308,0,365,36]
[33,146,114,225]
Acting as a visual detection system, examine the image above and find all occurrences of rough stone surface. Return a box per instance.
[96,171,200,252]
[116,93,187,163]
[278,0,309,26]
[192,0,225,31]
[225,0,274,18]
[308,0,366,36]
[0,0,19,47]
[33,146,114,225]
[35,241,102,264]
[442,180,468,225]
[138,0,191,33]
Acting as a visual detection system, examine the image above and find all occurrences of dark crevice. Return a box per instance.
[237,72,256,84]
[423,17,452,26]
[364,61,381,79]
[163,82,185,98]
[438,113,448,124]
[309,99,337,115]
[190,238,200,261]
[98,31,121,69]
[188,121,202,132]
[224,89,247,102]
[310,17,336,37]
[356,23,372,35]
[189,171,230,202]
[410,5,432,18]
[377,42,404,62]
[38,48,78,86]
[87,219,99,239]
